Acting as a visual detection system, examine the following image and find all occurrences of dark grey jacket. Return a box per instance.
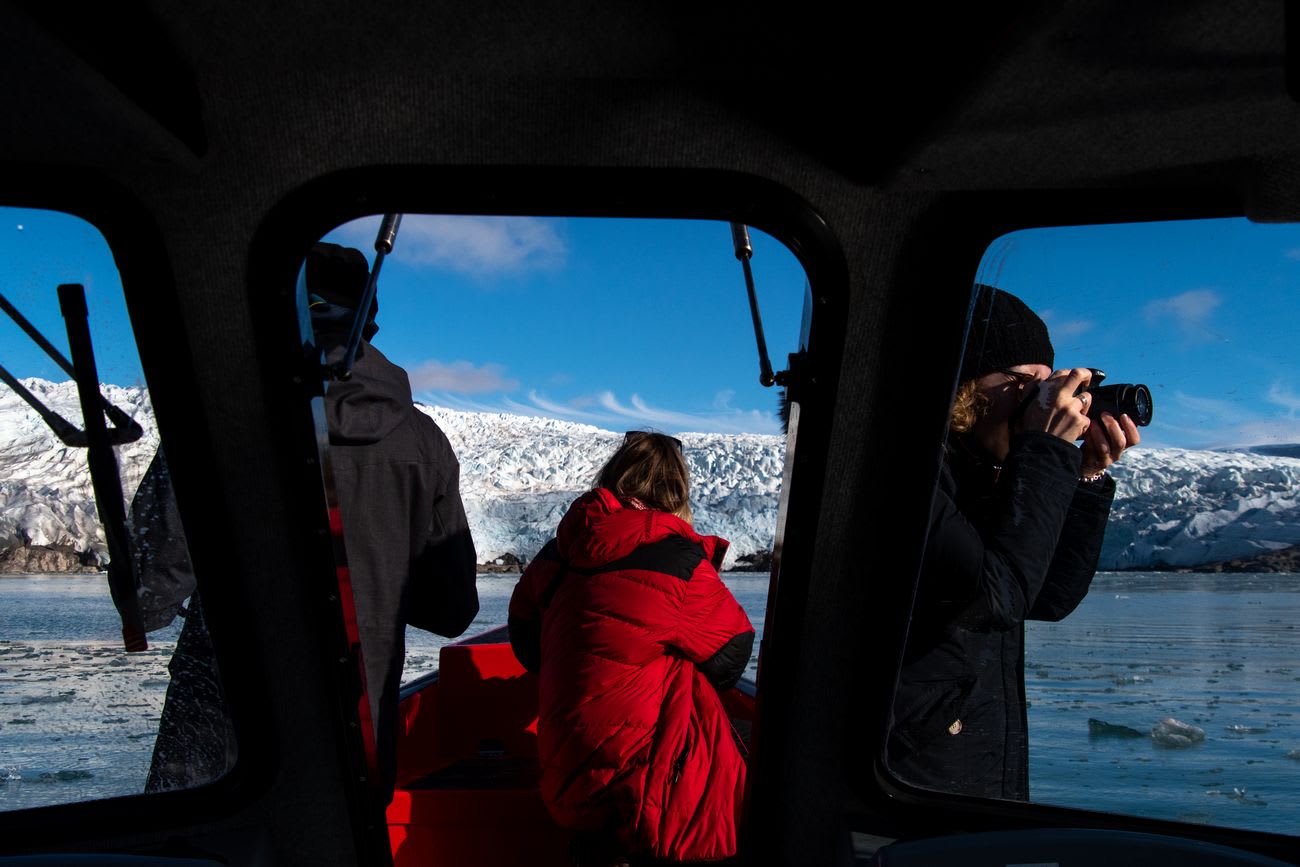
[889,431,1114,800]
[141,331,477,802]
[322,333,479,799]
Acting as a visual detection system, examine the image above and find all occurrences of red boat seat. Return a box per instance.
[388,639,571,866]
[435,642,540,762]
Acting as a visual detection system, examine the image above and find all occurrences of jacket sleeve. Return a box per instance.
[507,541,559,674]
[130,449,197,633]
[919,432,1089,631]
[673,561,755,691]
[406,448,480,638]
[1027,474,1115,621]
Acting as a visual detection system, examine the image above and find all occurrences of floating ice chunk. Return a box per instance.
[19,692,75,705]
[1224,724,1268,734]
[1286,749,1300,761]
[1206,787,1268,807]
[1152,717,1206,748]
[1088,718,1145,738]
[39,769,93,782]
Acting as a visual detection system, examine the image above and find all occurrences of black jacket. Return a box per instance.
[889,431,1114,800]
[322,333,479,799]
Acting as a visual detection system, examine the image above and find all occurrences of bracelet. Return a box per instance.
[1080,469,1106,484]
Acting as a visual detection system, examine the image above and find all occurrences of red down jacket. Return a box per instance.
[508,488,755,862]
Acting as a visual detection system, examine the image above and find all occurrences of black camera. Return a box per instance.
[1080,369,1153,427]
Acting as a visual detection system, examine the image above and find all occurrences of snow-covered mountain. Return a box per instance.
[0,380,159,570]
[0,379,783,571]
[4,377,1300,572]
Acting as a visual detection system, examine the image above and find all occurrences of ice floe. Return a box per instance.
[1151,717,1207,748]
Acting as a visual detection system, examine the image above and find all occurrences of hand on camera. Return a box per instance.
[1080,410,1141,479]
[1019,368,1094,443]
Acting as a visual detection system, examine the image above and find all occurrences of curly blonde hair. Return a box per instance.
[948,379,990,434]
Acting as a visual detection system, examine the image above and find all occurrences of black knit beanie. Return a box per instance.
[306,242,376,314]
[959,284,1054,382]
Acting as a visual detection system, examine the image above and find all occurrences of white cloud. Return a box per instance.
[1230,418,1300,447]
[334,215,566,276]
[1156,387,1300,449]
[1266,381,1300,417]
[1171,389,1244,418]
[1143,289,1222,330]
[1284,248,1300,261]
[1039,309,1094,339]
[408,360,518,394]
[521,390,584,418]
[412,385,781,435]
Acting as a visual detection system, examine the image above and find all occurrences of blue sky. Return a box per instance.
[980,219,1300,450]
[0,210,807,435]
[4,208,1300,446]
[0,209,144,390]
[317,216,807,435]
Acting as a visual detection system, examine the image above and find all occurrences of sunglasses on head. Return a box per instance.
[623,430,684,452]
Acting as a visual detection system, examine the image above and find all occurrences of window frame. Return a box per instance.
[0,171,270,841]
[249,166,853,857]
[861,189,1300,863]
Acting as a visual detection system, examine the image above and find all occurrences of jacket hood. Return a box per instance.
[321,335,413,445]
[556,488,729,570]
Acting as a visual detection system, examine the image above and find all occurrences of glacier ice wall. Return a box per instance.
[0,379,158,561]
[1104,448,1300,569]
[4,378,1300,571]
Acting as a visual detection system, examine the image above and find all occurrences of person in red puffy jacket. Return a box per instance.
[509,431,755,865]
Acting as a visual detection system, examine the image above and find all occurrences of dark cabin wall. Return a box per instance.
[3,1,1300,864]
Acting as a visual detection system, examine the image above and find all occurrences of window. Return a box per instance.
[307,215,806,683]
[297,215,810,853]
[0,207,227,811]
[889,216,1300,834]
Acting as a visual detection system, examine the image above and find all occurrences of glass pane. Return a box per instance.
[312,216,805,684]
[0,208,229,811]
[889,216,1300,834]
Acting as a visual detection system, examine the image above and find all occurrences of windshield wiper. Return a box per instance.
[0,287,147,651]
[0,293,143,446]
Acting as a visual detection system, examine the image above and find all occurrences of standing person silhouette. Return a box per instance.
[141,242,478,805]
[889,285,1140,800]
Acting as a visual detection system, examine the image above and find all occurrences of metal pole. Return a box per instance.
[335,213,402,380]
[731,223,777,387]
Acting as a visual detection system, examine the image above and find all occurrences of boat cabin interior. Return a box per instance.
[3,1,1300,864]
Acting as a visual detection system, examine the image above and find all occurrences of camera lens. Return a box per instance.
[1131,385,1152,426]
[1086,383,1153,427]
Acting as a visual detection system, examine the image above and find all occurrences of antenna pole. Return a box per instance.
[333,213,402,380]
[731,223,777,388]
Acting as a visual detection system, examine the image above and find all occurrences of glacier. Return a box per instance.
[4,378,1300,572]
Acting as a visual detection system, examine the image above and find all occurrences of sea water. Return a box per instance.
[2,572,1297,836]
[1025,572,1300,832]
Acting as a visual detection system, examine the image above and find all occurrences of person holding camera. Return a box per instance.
[888,285,1140,801]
